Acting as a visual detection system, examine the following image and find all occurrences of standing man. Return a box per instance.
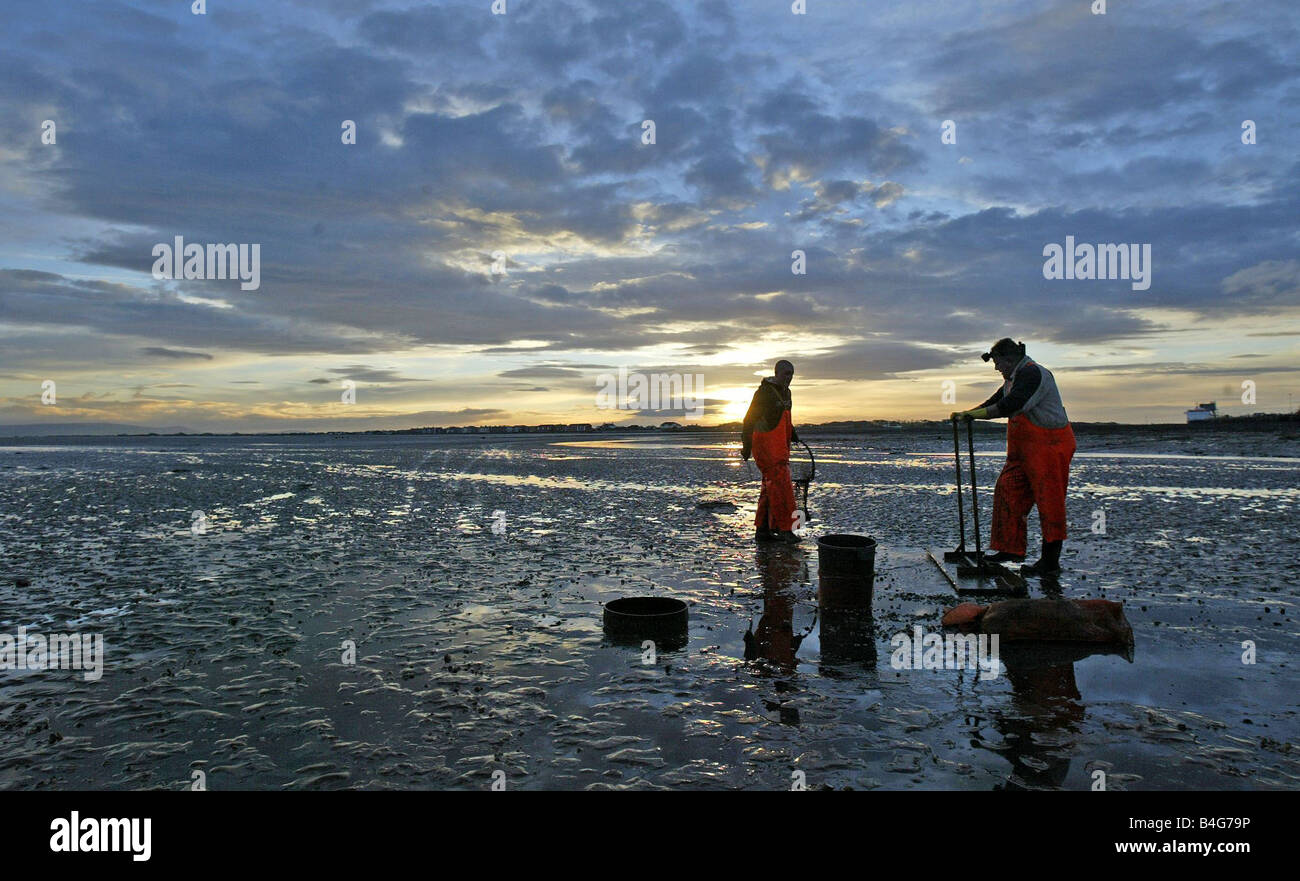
[951,339,1076,576]
[742,360,800,544]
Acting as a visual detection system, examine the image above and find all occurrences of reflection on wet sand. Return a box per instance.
[741,543,881,742]
[743,547,811,675]
[979,642,1134,790]
[817,566,877,673]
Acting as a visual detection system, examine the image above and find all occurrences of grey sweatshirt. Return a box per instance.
[977,356,1069,429]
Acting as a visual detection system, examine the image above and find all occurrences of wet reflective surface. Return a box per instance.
[0,431,1296,789]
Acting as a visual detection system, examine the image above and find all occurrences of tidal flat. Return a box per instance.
[0,428,1295,790]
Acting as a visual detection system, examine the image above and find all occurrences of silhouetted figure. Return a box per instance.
[951,339,1075,576]
[743,360,801,544]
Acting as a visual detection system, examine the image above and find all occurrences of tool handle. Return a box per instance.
[951,416,966,550]
[967,417,982,559]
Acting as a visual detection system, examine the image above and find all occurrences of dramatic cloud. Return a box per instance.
[140,348,214,361]
[1,0,1297,429]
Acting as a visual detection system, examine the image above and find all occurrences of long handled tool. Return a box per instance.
[941,417,990,575]
[943,417,967,562]
[954,416,987,577]
[966,417,983,565]
[929,417,1027,594]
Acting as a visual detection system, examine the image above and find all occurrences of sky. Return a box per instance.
[1,0,1297,431]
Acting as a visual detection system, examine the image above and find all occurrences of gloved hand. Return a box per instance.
[950,409,987,421]
[741,445,751,462]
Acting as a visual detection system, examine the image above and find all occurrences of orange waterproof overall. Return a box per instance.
[753,409,797,533]
[991,413,1076,556]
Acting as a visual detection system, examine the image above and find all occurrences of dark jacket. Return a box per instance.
[977,356,1069,429]
[742,378,798,457]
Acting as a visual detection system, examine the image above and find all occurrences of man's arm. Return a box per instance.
[952,385,1004,420]
[985,363,1041,418]
[976,386,1005,411]
[741,387,763,458]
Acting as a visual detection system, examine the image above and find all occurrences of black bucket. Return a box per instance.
[816,534,877,579]
[816,534,877,611]
[603,597,688,650]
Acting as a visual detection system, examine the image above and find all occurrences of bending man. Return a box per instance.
[742,360,800,544]
[951,339,1076,576]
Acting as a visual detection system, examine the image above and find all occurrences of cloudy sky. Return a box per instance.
[2,0,1297,431]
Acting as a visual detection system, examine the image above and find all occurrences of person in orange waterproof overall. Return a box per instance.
[951,339,1075,576]
[741,360,800,544]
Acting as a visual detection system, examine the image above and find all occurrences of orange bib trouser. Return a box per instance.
[753,410,797,532]
[990,413,1076,556]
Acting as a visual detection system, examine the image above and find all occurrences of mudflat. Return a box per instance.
[0,426,1294,790]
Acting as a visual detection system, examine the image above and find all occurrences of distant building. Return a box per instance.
[659,421,683,430]
[599,422,617,431]
[567,423,593,432]
[1186,402,1217,423]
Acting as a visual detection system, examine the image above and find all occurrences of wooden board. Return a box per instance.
[926,548,1028,596]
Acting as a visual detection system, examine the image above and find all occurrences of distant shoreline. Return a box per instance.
[2,413,1296,440]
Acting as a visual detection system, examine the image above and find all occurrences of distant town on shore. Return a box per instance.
[344,409,1300,436]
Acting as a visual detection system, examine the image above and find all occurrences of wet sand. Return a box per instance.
[0,429,1295,790]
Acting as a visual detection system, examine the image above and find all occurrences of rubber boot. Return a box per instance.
[775,530,802,544]
[755,529,779,543]
[1021,540,1062,576]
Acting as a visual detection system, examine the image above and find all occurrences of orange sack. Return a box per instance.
[942,598,1133,645]
[941,602,986,628]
